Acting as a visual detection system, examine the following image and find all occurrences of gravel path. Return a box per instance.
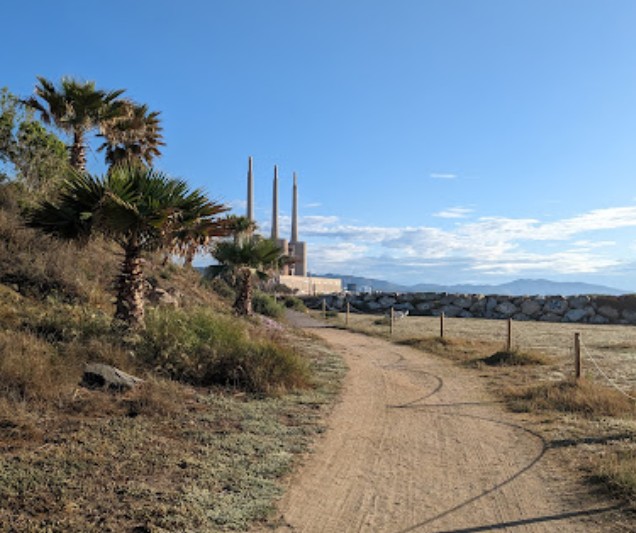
[267,316,624,532]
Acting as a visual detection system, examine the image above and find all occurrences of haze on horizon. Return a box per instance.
[4,0,636,290]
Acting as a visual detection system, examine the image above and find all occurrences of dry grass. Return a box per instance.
[504,379,636,417]
[479,348,550,367]
[592,448,636,503]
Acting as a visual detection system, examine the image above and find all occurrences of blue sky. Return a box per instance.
[4,0,636,289]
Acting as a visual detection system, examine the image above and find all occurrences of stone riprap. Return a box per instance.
[304,292,636,325]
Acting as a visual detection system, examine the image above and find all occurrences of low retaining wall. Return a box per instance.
[277,275,342,295]
[304,292,636,325]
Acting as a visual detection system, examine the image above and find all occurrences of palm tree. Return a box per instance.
[27,164,227,328]
[224,214,257,245]
[212,235,290,315]
[24,76,125,171]
[98,101,165,168]
[169,197,230,268]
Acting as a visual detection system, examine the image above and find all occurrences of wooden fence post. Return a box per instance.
[390,306,394,336]
[440,312,445,339]
[322,298,326,319]
[574,332,581,380]
[346,301,350,327]
[507,318,513,352]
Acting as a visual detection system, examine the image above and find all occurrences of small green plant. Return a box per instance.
[253,291,285,319]
[282,295,306,311]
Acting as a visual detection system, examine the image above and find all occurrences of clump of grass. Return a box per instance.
[504,379,636,417]
[282,295,306,312]
[137,307,309,393]
[592,448,636,504]
[253,291,285,319]
[0,330,78,402]
[480,349,549,366]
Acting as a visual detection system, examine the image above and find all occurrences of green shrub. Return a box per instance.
[253,292,285,318]
[137,307,308,393]
[282,295,306,311]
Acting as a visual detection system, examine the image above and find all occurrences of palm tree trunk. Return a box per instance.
[115,236,146,328]
[69,130,86,171]
[234,268,253,315]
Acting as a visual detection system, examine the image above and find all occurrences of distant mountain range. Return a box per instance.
[318,275,630,296]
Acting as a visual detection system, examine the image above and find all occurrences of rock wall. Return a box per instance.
[305,292,636,325]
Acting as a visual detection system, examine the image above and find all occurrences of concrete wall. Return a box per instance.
[304,291,636,325]
[277,275,341,295]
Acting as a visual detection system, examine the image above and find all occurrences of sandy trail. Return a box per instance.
[267,316,623,532]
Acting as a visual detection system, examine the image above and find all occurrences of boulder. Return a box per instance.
[539,312,561,322]
[597,305,620,321]
[147,287,179,307]
[394,302,414,312]
[512,313,531,321]
[458,310,474,318]
[416,301,435,312]
[622,309,636,324]
[521,300,542,316]
[81,363,143,392]
[544,298,568,315]
[378,296,396,307]
[440,304,462,317]
[453,296,473,309]
[564,308,588,323]
[495,301,518,317]
[589,314,609,324]
[567,295,590,309]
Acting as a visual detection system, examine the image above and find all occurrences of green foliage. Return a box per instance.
[282,295,306,311]
[253,291,285,318]
[0,87,68,196]
[137,307,309,393]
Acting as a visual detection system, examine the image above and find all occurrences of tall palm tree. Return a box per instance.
[98,101,165,168]
[212,235,290,315]
[27,164,227,328]
[24,76,125,171]
[224,214,257,245]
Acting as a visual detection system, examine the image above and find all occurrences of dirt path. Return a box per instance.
[267,317,625,532]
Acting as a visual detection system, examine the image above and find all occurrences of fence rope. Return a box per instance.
[580,338,636,402]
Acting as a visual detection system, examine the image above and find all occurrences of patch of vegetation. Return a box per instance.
[253,291,285,318]
[281,295,306,312]
[479,349,549,366]
[504,380,636,417]
[591,448,636,505]
[137,307,309,393]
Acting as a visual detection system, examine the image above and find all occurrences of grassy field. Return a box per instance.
[340,313,636,389]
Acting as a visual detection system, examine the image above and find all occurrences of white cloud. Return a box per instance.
[433,207,474,219]
[430,173,457,179]
[304,202,322,208]
[298,204,636,282]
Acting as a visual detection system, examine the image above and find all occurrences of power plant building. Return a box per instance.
[244,157,340,294]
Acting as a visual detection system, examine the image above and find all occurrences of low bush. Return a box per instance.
[504,380,636,417]
[137,307,308,393]
[282,295,306,311]
[253,291,285,319]
[480,349,548,366]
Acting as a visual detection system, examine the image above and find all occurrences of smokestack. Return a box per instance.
[247,156,254,221]
[271,165,279,240]
[291,172,298,243]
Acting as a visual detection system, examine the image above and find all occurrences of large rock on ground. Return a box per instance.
[81,363,143,392]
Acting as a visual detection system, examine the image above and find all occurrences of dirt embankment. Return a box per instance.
[265,317,627,532]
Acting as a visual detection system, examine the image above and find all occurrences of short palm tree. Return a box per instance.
[98,101,165,168]
[24,76,125,171]
[212,235,290,315]
[27,164,226,328]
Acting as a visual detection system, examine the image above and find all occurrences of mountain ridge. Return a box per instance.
[317,274,629,296]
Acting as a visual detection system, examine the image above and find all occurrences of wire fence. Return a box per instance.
[334,311,636,396]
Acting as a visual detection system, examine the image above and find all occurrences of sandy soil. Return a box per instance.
[264,316,627,532]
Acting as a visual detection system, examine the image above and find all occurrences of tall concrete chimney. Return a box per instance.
[271,165,278,240]
[291,172,298,243]
[247,156,254,221]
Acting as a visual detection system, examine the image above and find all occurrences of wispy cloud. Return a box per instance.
[433,207,474,219]
[298,205,636,282]
[304,202,322,208]
[430,172,457,180]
